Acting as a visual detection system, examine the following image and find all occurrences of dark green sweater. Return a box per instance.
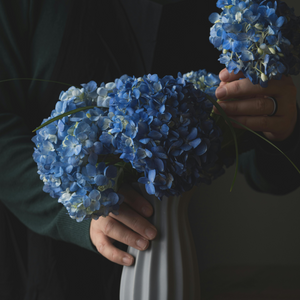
[0,0,299,255]
[0,0,94,253]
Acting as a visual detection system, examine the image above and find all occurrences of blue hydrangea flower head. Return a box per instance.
[32,83,123,221]
[209,0,300,86]
[33,73,224,220]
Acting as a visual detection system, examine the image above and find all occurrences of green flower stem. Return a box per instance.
[32,106,96,132]
[229,118,300,175]
[0,77,75,87]
[206,94,239,192]
[1,77,86,133]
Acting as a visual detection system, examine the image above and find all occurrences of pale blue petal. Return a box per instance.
[148,169,156,182]
[145,183,155,195]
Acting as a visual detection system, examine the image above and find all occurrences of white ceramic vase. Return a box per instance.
[119,185,200,300]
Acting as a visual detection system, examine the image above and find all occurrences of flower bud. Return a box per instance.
[261,73,268,82]
[268,47,276,54]
[254,23,263,30]
[257,48,263,55]
[235,12,242,22]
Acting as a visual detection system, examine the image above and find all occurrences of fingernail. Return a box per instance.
[216,87,226,99]
[141,206,152,217]
[136,238,148,250]
[145,227,157,239]
[219,69,229,81]
[122,255,133,265]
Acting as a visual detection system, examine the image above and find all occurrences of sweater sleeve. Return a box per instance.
[239,105,300,195]
[0,0,97,253]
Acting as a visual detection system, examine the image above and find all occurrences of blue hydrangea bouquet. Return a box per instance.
[32,0,300,222]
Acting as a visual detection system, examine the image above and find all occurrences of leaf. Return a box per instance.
[32,106,96,132]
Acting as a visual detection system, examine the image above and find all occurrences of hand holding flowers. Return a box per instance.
[90,184,157,266]
[209,0,300,142]
[214,68,298,141]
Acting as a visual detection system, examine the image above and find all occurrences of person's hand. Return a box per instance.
[213,68,298,142]
[90,184,157,266]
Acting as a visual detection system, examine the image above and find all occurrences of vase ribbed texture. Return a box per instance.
[120,185,200,300]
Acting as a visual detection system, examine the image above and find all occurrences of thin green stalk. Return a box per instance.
[206,94,239,191]
[0,77,75,87]
[0,78,89,132]
[229,118,300,174]
[32,106,96,132]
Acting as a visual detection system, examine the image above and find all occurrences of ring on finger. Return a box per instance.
[266,96,278,117]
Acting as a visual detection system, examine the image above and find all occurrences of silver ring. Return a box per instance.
[267,96,278,117]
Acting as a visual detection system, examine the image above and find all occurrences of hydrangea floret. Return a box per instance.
[209,0,300,87]
[182,69,221,100]
[32,74,223,221]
